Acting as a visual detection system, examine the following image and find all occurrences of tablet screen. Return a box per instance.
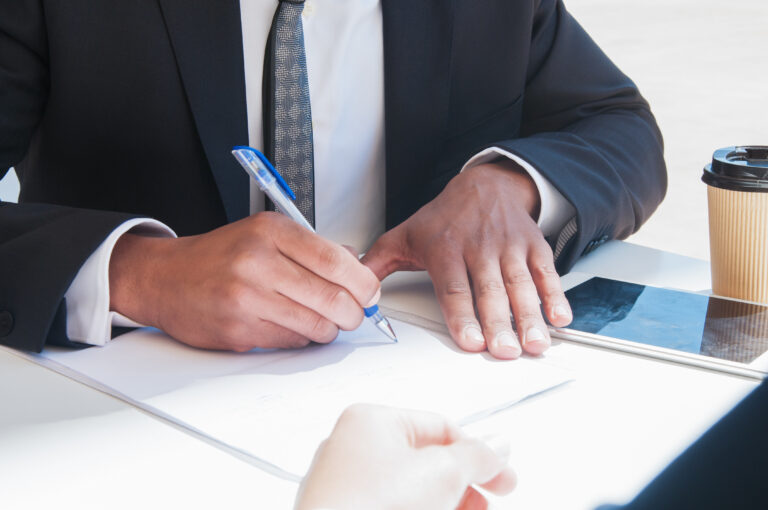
[563,277,768,364]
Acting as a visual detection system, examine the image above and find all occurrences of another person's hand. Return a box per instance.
[294,404,516,510]
[108,212,381,351]
[363,161,572,359]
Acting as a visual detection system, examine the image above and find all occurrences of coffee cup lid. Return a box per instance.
[702,146,768,192]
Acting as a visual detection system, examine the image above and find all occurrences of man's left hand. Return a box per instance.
[362,161,572,359]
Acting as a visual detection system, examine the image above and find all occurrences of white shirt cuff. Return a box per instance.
[461,147,576,238]
[63,219,176,346]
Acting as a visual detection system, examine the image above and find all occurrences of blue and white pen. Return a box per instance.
[231,146,398,343]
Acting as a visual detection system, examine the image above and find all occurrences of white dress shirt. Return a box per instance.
[63,0,573,346]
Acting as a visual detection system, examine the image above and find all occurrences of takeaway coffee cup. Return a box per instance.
[702,146,768,304]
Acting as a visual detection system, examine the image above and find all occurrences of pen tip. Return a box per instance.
[386,323,398,343]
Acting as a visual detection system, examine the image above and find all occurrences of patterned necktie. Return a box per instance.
[263,0,315,227]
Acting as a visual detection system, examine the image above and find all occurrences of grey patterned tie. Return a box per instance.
[263,0,315,227]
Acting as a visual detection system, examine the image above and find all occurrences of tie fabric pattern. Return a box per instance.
[263,0,315,227]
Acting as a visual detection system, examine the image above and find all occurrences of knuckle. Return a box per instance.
[504,269,534,288]
[230,252,254,277]
[341,308,365,331]
[531,262,559,280]
[250,212,279,237]
[272,328,309,349]
[443,280,471,297]
[221,282,250,308]
[318,245,346,278]
[362,268,382,298]
[532,238,555,257]
[325,285,353,312]
[434,227,459,246]
[473,225,498,247]
[484,318,512,330]
[307,314,338,342]
[339,403,375,425]
[288,337,312,349]
[514,311,542,324]
[477,279,505,297]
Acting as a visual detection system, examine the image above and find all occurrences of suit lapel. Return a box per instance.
[157,0,250,223]
[381,0,454,227]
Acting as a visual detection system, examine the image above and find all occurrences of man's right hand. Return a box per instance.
[108,212,382,351]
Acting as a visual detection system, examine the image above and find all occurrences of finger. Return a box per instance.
[271,257,365,331]
[457,487,489,510]
[360,226,413,281]
[336,404,463,447]
[467,258,521,359]
[201,314,313,352]
[212,284,338,346]
[501,253,551,355]
[528,241,572,327]
[397,408,464,448]
[271,216,380,308]
[428,251,486,352]
[473,434,516,494]
[249,319,317,349]
[479,467,517,495]
[255,290,340,343]
[439,437,506,486]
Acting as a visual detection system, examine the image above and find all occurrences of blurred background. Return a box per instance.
[568,0,767,260]
[1,0,765,260]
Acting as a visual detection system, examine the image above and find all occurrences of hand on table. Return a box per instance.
[108,212,381,351]
[363,161,572,359]
[294,404,516,510]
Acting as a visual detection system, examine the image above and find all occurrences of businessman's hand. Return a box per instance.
[109,212,381,351]
[294,404,516,510]
[363,161,572,359]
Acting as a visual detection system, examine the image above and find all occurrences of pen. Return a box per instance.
[231,145,398,343]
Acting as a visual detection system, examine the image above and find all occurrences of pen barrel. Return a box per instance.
[268,183,315,232]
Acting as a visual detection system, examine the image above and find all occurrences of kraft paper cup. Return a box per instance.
[702,146,768,304]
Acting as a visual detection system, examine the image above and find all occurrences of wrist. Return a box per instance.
[462,160,541,220]
[109,233,174,328]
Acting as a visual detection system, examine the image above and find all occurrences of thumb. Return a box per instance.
[361,227,412,280]
[444,437,510,486]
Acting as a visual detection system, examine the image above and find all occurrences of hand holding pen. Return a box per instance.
[232,146,397,342]
[109,166,386,352]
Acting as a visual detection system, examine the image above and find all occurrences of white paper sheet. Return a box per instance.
[36,318,571,478]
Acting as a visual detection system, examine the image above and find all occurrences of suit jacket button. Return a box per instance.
[0,311,13,337]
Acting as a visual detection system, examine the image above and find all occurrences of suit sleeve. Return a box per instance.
[492,0,666,273]
[0,1,138,352]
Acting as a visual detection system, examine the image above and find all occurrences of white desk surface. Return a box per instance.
[0,241,760,509]
[0,348,298,509]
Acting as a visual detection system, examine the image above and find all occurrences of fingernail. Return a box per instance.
[463,326,485,348]
[524,327,547,348]
[365,288,381,308]
[495,331,522,356]
[481,434,511,462]
[554,304,572,321]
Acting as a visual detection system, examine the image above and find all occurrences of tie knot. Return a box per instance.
[279,0,305,4]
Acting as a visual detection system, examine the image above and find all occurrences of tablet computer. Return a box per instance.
[552,276,768,379]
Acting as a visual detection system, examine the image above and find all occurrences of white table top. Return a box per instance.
[0,348,298,509]
[0,241,760,509]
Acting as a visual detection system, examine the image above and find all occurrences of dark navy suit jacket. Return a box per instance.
[0,0,666,352]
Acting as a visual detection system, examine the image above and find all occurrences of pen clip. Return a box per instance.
[232,146,297,200]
